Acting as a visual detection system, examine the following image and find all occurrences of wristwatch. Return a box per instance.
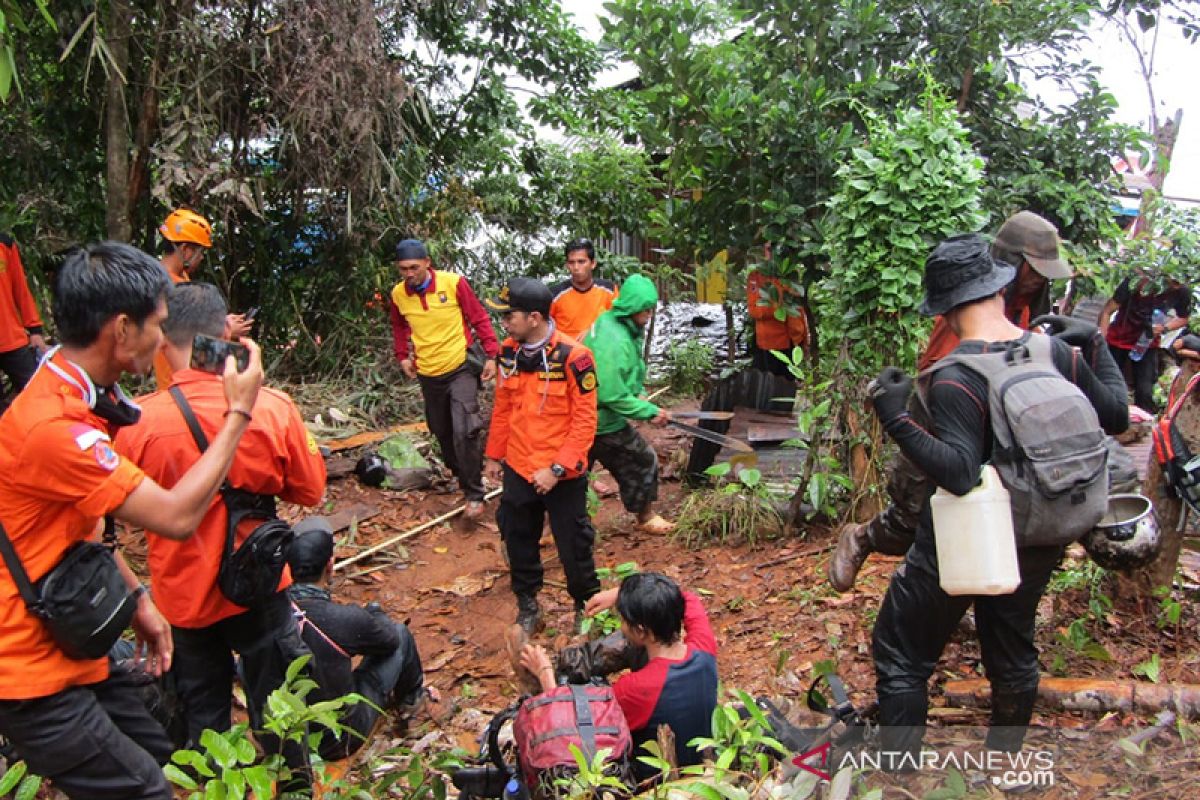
[550,463,566,478]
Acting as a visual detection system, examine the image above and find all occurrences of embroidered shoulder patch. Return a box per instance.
[93,441,120,471]
[570,353,597,394]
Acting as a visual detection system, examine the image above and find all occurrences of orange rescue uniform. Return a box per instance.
[152,267,190,388]
[0,235,44,353]
[746,270,808,352]
[114,369,326,628]
[0,353,146,699]
[485,330,598,480]
[550,279,618,342]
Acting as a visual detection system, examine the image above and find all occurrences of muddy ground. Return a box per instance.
[120,413,1200,798]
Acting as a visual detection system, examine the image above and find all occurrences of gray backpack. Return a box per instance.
[929,334,1109,548]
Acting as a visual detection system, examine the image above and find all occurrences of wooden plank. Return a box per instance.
[322,422,428,453]
[325,502,382,533]
[325,456,357,481]
[746,423,796,444]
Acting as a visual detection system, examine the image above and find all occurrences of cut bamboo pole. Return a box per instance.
[333,487,502,571]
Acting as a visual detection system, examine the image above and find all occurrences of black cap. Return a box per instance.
[918,233,1017,317]
[486,277,552,316]
[287,517,335,580]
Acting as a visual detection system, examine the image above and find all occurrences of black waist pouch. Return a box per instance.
[218,490,293,608]
[169,386,295,609]
[35,539,136,659]
[0,518,135,661]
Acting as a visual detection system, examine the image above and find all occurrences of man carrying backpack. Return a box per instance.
[868,234,1128,760]
[829,211,1074,593]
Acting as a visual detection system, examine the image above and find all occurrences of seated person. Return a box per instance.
[516,572,718,780]
[285,520,433,760]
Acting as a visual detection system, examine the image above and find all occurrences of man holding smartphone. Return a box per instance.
[115,282,326,790]
[387,238,499,519]
[0,243,264,800]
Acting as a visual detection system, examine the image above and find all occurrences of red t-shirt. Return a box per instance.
[0,353,145,699]
[115,370,326,628]
[612,592,718,773]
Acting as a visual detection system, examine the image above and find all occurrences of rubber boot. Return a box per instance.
[876,691,928,773]
[515,593,543,636]
[985,689,1038,753]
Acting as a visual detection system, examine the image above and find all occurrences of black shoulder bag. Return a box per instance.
[0,517,137,660]
[169,386,293,608]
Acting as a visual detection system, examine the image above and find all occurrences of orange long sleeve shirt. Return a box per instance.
[485,330,598,481]
[115,370,327,628]
[0,235,44,354]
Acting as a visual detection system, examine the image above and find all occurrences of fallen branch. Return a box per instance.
[1122,709,1176,748]
[333,488,502,571]
[943,677,1200,719]
[753,542,835,574]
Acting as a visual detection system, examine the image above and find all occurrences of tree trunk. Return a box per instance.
[944,677,1200,719]
[104,0,132,241]
[1122,358,1200,599]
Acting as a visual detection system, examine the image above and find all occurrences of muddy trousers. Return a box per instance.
[172,591,312,786]
[0,659,174,799]
[498,465,600,607]
[872,538,1063,757]
[590,423,659,515]
[419,368,485,501]
[0,345,36,415]
[317,621,424,761]
[1108,344,1158,415]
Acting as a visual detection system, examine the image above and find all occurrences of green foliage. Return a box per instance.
[580,561,639,637]
[552,745,629,798]
[673,462,787,548]
[0,760,42,800]
[1154,584,1183,630]
[1096,194,1200,294]
[685,689,788,785]
[664,339,715,397]
[817,71,985,379]
[166,655,365,799]
[1132,652,1162,683]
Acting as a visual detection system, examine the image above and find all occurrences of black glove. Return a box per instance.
[869,366,913,423]
[1031,314,1099,349]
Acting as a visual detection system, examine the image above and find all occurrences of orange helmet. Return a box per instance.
[159,209,213,248]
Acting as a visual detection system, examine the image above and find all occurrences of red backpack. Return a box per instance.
[478,683,634,798]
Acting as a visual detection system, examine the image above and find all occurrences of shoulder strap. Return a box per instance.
[169,385,210,452]
[289,600,350,659]
[0,523,41,613]
[570,683,598,761]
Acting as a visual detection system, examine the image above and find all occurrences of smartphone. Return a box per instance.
[244,306,260,321]
[191,334,250,374]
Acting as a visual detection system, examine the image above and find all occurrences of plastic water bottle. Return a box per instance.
[1130,308,1166,361]
[502,777,530,800]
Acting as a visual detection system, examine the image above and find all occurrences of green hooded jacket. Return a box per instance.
[582,273,659,435]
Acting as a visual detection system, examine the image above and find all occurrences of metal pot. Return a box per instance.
[1080,494,1161,571]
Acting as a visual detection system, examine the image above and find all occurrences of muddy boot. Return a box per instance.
[985,689,1038,753]
[515,593,543,636]
[505,624,541,695]
[828,521,874,593]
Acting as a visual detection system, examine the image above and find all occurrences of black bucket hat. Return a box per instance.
[919,233,1017,317]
